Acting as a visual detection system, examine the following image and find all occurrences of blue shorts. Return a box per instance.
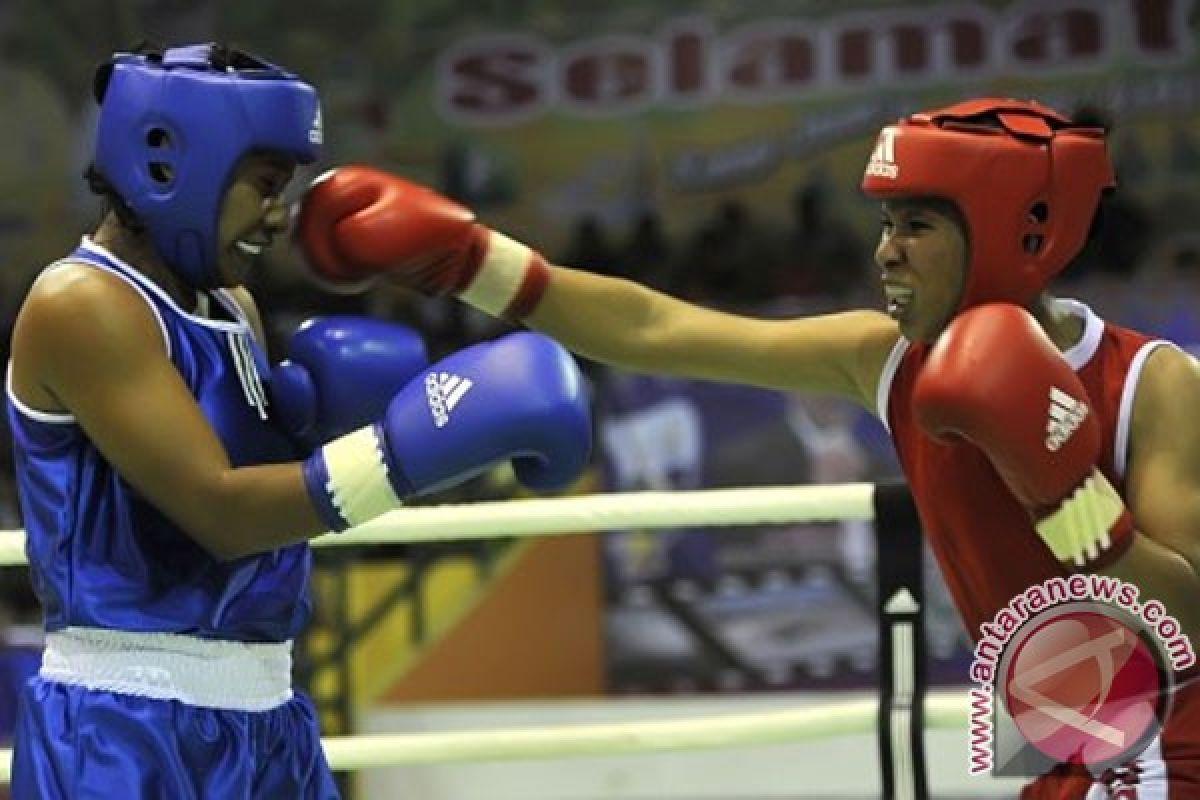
[0,647,41,740]
[11,677,340,799]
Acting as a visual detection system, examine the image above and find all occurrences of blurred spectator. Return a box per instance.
[1063,189,1152,284]
[1061,106,1152,285]
[1114,133,1153,185]
[785,395,874,582]
[440,140,515,209]
[1114,235,1200,353]
[1169,127,1200,179]
[560,215,619,276]
[672,200,776,306]
[620,210,672,288]
[367,279,508,359]
[774,175,867,302]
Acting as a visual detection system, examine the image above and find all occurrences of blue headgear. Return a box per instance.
[92,44,322,287]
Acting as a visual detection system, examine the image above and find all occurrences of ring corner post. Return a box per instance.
[873,480,928,800]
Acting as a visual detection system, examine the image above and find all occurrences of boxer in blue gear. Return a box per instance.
[5,42,591,799]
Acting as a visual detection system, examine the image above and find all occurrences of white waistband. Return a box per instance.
[40,627,293,712]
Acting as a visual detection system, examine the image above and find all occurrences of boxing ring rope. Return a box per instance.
[0,483,945,794]
[0,483,876,564]
[318,691,971,769]
[0,692,973,781]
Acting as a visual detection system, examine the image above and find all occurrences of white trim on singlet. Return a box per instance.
[874,300,1095,433]
[875,335,910,432]
[1131,734,1168,800]
[46,245,174,361]
[1054,297,1104,371]
[1114,339,1173,481]
[211,288,269,354]
[77,238,250,336]
[212,288,251,327]
[5,361,75,424]
[7,240,263,423]
[1082,733,1167,799]
[5,243,181,424]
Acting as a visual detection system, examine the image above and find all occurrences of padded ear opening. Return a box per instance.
[149,162,174,184]
[146,128,170,149]
[145,127,175,184]
[1023,201,1049,254]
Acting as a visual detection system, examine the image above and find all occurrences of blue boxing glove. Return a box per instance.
[303,332,591,531]
[271,316,429,450]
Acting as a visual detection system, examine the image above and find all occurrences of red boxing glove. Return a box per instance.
[913,304,1133,570]
[294,166,550,320]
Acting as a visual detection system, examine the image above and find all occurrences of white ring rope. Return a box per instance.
[0,482,895,784]
[0,691,970,782]
[0,484,876,566]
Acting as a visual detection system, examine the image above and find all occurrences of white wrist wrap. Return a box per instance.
[459,231,532,317]
[1036,467,1126,568]
[320,426,403,528]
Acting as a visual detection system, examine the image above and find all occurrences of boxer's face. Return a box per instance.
[875,197,967,342]
[215,153,296,286]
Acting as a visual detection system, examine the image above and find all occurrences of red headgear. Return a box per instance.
[861,98,1115,311]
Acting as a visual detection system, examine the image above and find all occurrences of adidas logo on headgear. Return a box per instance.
[308,105,324,146]
[865,127,899,180]
[1045,386,1088,452]
[426,372,473,428]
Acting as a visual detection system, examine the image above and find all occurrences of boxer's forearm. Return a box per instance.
[1099,530,1200,646]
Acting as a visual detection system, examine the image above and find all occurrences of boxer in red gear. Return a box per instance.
[296,99,1200,798]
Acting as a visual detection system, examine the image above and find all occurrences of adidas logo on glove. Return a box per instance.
[1045,386,1088,452]
[426,372,473,428]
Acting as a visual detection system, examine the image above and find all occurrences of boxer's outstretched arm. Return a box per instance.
[295,167,901,408]
[526,265,900,408]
